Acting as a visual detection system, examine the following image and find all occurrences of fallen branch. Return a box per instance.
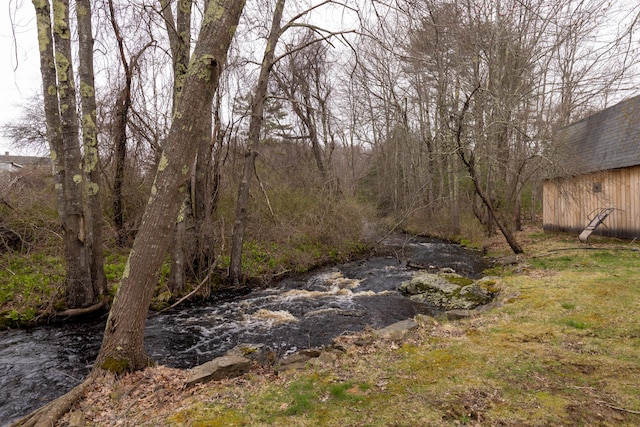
[54,300,107,318]
[596,400,640,415]
[150,272,213,317]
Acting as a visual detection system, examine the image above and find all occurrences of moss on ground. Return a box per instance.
[156,229,640,426]
[12,227,640,426]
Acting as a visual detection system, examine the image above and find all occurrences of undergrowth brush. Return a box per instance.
[0,170,376,326]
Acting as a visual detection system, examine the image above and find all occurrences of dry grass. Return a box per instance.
[58,226,640,426]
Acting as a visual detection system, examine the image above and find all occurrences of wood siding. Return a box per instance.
[543,165,640,239]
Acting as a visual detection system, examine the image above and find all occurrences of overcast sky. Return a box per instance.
[0,0,358,157]
[0,1,41,155]
[2,1,635,158]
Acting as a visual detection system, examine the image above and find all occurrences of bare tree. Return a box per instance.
[108,0,155,247]
[77,0,107,296]
[229,0,286,286]
[273,32,333,179]
[228,0,356,285]
[455,85,524,253]
[0,96,48,154]
[31,0,94,308]
[93,0,246,373]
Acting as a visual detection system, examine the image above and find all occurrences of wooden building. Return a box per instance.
[543,95,640,240]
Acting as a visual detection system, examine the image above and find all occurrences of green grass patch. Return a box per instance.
[329,381,369,402]
[562,318,588,329]
[46,228,640,426]
[0,252,65,324]
[283,377,317,415]
[103,251,128,285]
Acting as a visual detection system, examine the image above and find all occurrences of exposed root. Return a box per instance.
[10,371,107,427]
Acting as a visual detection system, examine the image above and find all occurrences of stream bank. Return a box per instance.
[1,234,491,425]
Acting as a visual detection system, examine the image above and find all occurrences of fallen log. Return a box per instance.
[54,300,107,319]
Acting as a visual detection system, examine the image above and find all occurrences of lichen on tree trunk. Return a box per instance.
[94,0,246,373]
[33,0,94,309]
[77,0,107,296]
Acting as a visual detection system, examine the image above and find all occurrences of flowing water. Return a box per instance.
[0,235,489,425]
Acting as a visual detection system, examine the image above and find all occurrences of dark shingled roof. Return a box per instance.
[0,154,49,168]
[554,94,640,177]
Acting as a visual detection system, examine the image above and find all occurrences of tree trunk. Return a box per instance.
[55,0,94,308]
[108,1,154,248]
[302,89,327,178]
[112,107,128,247]
[162,0,192,112]
[193,111,215,280]
[33,0,93,308]
[455,87,523,255]
[484,171,495,237]
[94,0,246,373]
[168,199,188,294]
[229,0,285,286]
[163,0,199,289]
[109,0,133,247]
[515,194,522,231]
[77,0,107,296]
[32,0,65,223]
[449,158,460,235]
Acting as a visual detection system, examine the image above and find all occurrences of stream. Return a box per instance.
[0,234,490,425]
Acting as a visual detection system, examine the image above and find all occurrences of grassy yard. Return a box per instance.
[57,228,640,426]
